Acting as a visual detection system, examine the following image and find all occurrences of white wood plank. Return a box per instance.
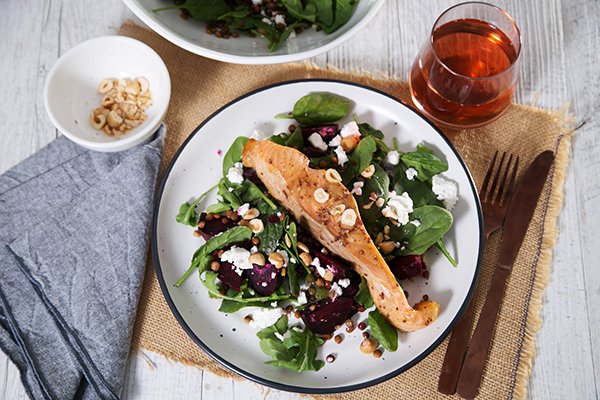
[0,0,598,399]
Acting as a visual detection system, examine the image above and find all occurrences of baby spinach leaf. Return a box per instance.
[217,179,243,210]
[261,338,296,360]
[285,126,305,150]
[399,206,453,255]
[354,164,389,227]
[357,121,385,139]
[206,201,230,214]
[368,309,398,352]
[257,217,284,254]
[350,136,377,177]
[354,277,374,308]
[400,147,448,182]
[153,0,230,22]
[322,0,357,33]
[309,0,334,26]
[176,226,252,287]
[175,184,218,227]
[218,299,268,313]
[291,92,352,125]
[281,0,317,22]
[238,180,277,210]
[393,164,442,208]
[222,136,249,177]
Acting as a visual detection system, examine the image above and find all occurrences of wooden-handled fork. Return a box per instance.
[438,151,519,395]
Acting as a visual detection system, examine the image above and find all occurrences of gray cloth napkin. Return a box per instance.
[0,126,165,399]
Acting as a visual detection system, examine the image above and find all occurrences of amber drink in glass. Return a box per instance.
[409,2,521,129]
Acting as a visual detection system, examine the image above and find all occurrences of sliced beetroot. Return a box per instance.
[198,212,237,240]
[303,146,328,158]
[313,252,351,280]
[301,297,356,335]
[388,255,426,280]
[242,167,262,186]
[301,125,338,142]
[340,273,361,298]
[217,261,243,292]
[244,263,281,296]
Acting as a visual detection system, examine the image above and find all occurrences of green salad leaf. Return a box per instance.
[354,277,374,308]
[288,92,352,125]
[368,310,398,352]
[322,0,357,33]
[175,184,217,227]
[153,0,230,22]
[399,205,453,255]
[400,146,448,182]
[257,215,284,254]
[222,136,249,178]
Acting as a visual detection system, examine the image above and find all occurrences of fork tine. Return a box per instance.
[494,154,514,205]
[488,152,507,204]
[480,151,498,201]
[503,156,519,205]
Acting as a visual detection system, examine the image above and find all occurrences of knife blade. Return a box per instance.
[456,150,555,399]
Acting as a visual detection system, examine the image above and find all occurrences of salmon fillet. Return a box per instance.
[242,139,439,332]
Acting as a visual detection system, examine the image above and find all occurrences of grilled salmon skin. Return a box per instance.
[242,139,439,332]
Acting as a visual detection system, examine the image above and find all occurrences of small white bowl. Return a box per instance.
[123,0,385,65]
[44,36,171,152]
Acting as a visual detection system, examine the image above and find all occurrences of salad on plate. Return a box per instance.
[153,0,360,51]
[175,92,459,372]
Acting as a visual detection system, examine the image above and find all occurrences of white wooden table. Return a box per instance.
[1,1,598,399]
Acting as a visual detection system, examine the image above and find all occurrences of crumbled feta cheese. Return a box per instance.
[330,282,343,298]
[351,181,364,196]
[290,258,297,264]
[334,146,348,166]
[288,31,296,40]
[299,281,310,291]
[340,121,361,138]
[251,129,266,139]
[338,278,350,288]
[386,150,400,166]
[297,291,307,305]
[277,250,289,267]
[410,219,421,227]
[382,191,414,225]
[250,245,258,253]
[274,14,286,26]
[220,246,253,275]
[249,308,283,329]
[308,133,328,151]
[262,17,271,24]
[270,301,277,307]
[237,203,250,217]
[311,257,328,278]
[251,0,262,5]
[329,134,342,147]
[405,167,418,181]
[261,282,268,287]
[432,174,459,210]
[226,162,244,184]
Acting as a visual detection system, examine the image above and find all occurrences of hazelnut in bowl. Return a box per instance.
[44,36,171,152]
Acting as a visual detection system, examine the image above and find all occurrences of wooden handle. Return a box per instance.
[456,266,511,399]
[437,301,475,394]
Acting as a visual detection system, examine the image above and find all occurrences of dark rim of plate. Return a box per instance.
[151,78,485,395]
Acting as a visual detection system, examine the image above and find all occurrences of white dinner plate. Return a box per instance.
[152,80,483,394]
[123,0,385,64]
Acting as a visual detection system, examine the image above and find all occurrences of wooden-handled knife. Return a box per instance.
[455,150,555,399]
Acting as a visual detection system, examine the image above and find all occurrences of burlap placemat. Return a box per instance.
[120,21,574,400]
